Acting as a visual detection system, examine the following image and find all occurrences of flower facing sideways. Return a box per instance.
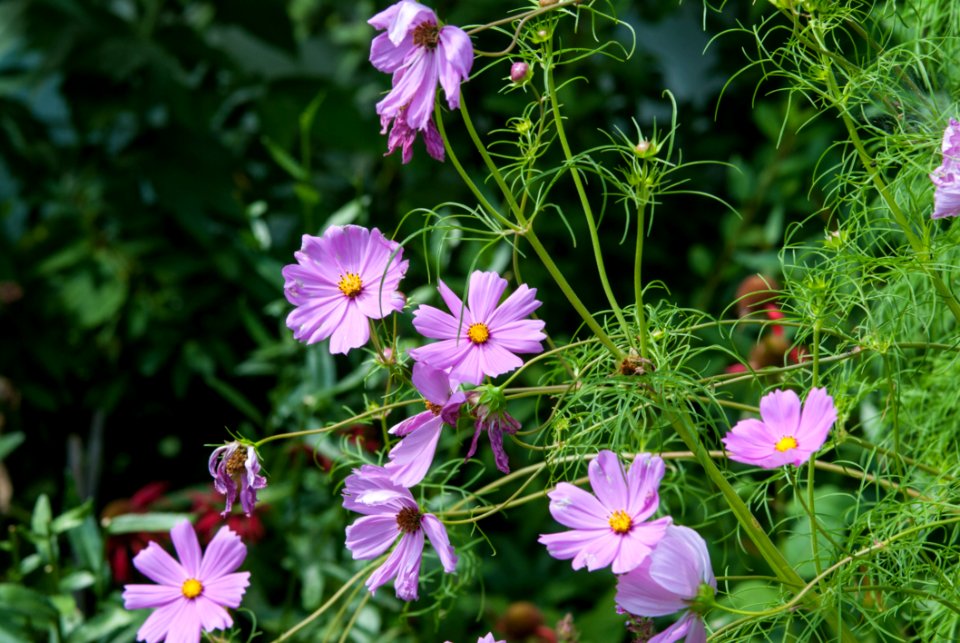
[123,520,250,643]
[282,225,408,354]
[616,525,716,643]
[208,441,267,517]
[930,118,960,219]
[343,465,457,601]
[409,271,546,385]
[538,451,671,574]
[369,0,473,162]
[722,387,837,468]
[385,361,466,487]
[465,385,521,474]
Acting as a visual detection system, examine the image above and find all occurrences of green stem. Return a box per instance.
[634,200,650,358]
[544,55,634,347]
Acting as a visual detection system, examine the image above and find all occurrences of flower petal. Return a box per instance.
[546,482,610,529]
[385,416,444,487]
[171,520,202,578]
[758,389,801,436]
[588,450,629,512]
[421,513,458,572]
[122,584,182,610]
[132,541,188,587]
[198,526,247,581]
[466,271,508,322]
[346,514,401,560]
[796,387,837,452]
[201,572,251,609]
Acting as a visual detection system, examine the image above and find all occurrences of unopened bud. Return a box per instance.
[510,61,532,84]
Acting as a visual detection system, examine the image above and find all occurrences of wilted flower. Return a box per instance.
[616,525,716,643]
[466,386,521,474]
[282,225,409,354]
[208,442,267,517]
[930,118,960,219]
[409,271,546,385]
[722,387,837,468]
[122,520,250,643]
[385,362,466,486]
[370,0,473,162]
[538,451,671,574]
[343,465,457,601]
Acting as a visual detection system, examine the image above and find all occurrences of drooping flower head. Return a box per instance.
[409,271,546,385]
[384,361,466,487]
[343,465,458,601]
[722,387,837,468]
[123,520,250,643]
[369,0,473,163]
[465,385,521,474]
[616,525,716,643]
[282,225,409,354]
[208,441,267,517]
[538,451,671,574]
[930,118,960,219]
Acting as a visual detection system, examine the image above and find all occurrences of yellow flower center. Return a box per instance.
[775,435,799,452]
[608,510,633,534]
[338,272,363,298]
[181,578,203,599]
[467,322,490,344]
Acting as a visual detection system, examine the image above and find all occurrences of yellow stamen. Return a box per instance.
[608,510,632,534]
[181,578,203,599]
[775,435,798,452]
[338,272,363,298]
[467,322,490,344]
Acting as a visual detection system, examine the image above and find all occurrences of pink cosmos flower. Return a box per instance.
[408,271,546,385]
[930,118,960,219]
[208,442,267,517]
[721,387,837,468]
[122,520,250,643]
[282,225,409,354]
[538,451,671,574]
[616,525,716,643]
[385,361,466,487]
[343,464,457,601]
[369,0,473,163]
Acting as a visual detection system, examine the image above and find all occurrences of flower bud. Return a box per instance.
[510,61,531,84]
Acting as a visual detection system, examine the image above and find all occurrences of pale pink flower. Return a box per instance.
[930,118,960,219]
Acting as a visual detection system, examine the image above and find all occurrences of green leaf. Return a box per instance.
[0,432,24,461]
[66,606,139,643]
[261,135,307,181]
[31,494,51,537]
[0,584,59,623]
[58,571,96,593]
[102,513,193,535]
[51,502,92,534]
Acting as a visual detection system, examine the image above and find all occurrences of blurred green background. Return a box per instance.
[0,0,843,640]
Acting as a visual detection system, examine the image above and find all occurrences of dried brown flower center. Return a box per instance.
[181,578,203,599]
[608,510,632,534]
[424,400,444,416]
[413,22,439,49]
[225,448,247,476]
[338,272,363,298]
[467,322,490,344]
[396,506,423,533]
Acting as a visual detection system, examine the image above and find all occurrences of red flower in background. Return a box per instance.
[192,490,265,544]
[102,482,170,583]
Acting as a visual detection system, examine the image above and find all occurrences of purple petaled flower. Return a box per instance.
[282,225,409,354]
[123,520,250,643]
[721,387,837,468]
[538,451,671,574]
[343,465,458,601]
[465,386,520,474]
[616,525,716,643]
[408,271,546,385]
[385,362,466,487]
[208,442,267,517]
[930,118,960,219]
[370,0,473,163]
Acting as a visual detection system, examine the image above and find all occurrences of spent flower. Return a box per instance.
[282,225,408,354]
[122,520,250,643]
[208,442,267,517]
[930,118,960,219]
[409,271,546,385]
[466,385,521,474]
[616,525,716,643]
[343,464,457,601]
[538,451,671,574]
[722,387,837,468]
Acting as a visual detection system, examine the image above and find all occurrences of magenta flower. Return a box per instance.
[208,442,267,517]
[370,0,473,163]
[408,271,546,385]
[616,525,716,643]
[465,386,521,474]
[385,362,466,487]
[930,118,960,219]
[282,225,409,354]
[123,520,250,643]
[538,451,671,574]
[343,465,458,601]
[722,387,837,468]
